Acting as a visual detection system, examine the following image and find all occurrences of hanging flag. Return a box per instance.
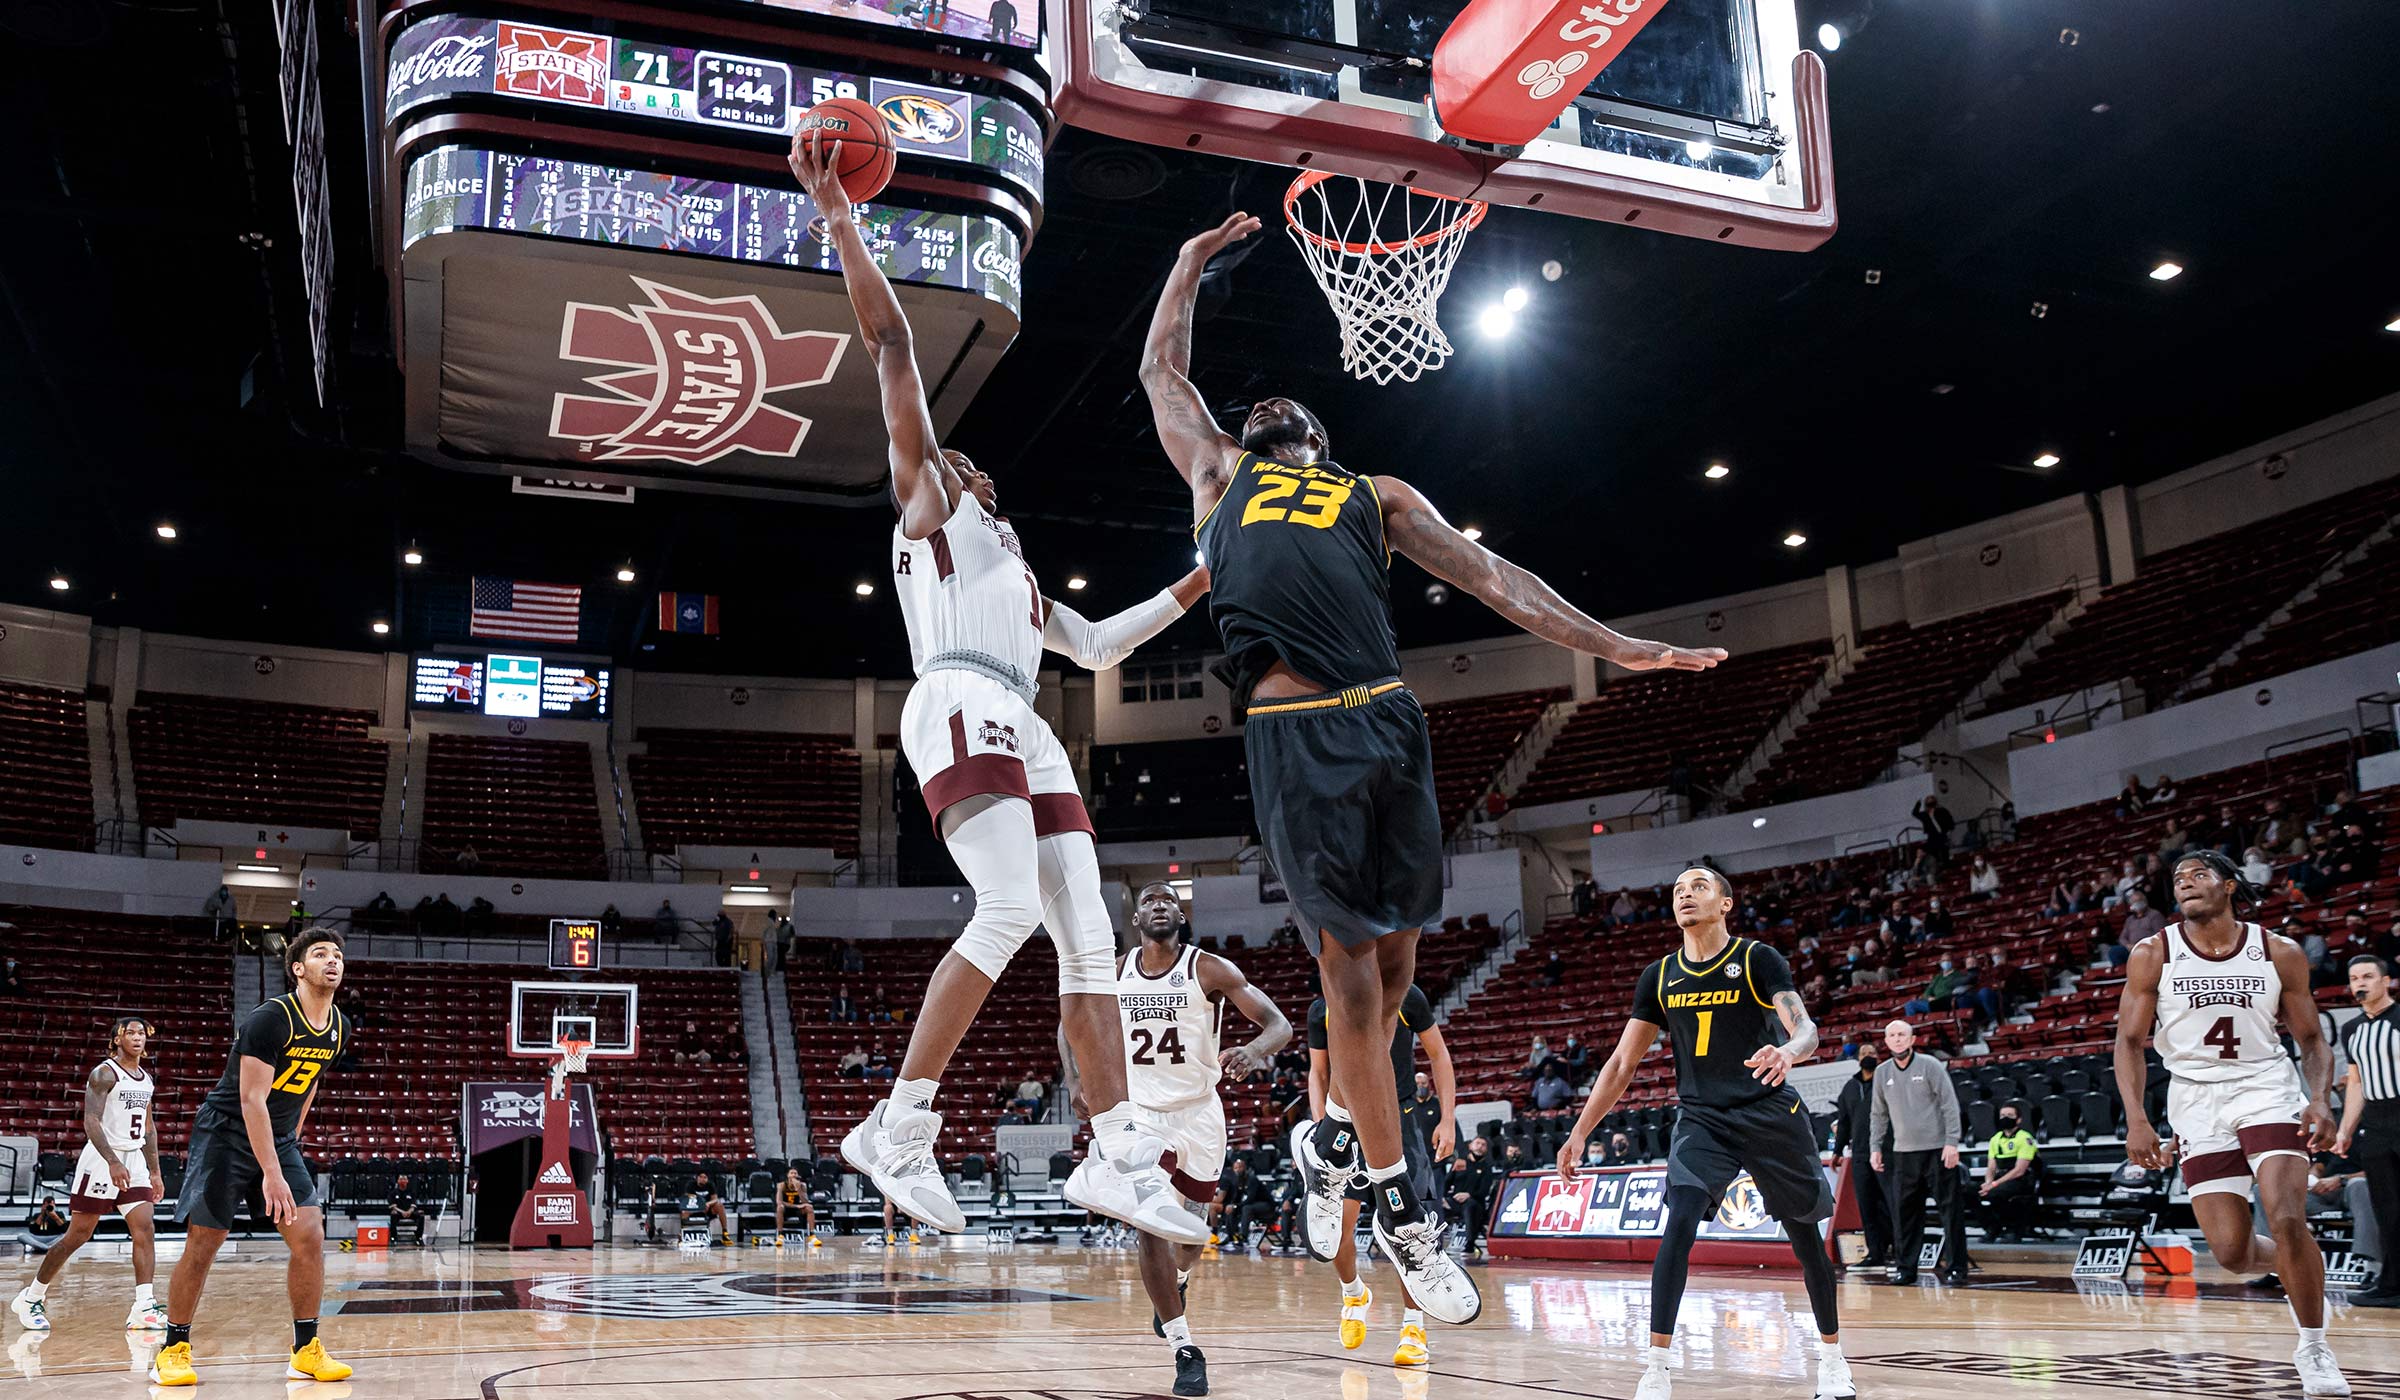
[658,591,720,635]
[471,578,582,643]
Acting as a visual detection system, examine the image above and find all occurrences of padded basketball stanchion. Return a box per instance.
[510,1037,594,1248]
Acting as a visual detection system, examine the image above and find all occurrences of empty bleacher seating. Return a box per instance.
[1740,595,2060,806]
[2193,530,2400,698]
[1424,688,1564,831]
[0,909,234,1153]
[129,691,387,836]
[1973,478,2400,717]
[629,728,861,857]
[0,680,92,851]
[1512,642,1828,809]
[420,734,605,879]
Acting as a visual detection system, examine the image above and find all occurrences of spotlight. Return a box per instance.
[1817,21,1842,49]
[853,582,875,597]
[1782,532,1807,548]
[1685,138,1713,159]
[371,620,390,636]
[403,543,424,566]
[1751,816,1768,829]
[1704,463,1730,480]
[1502,286,1529,313]
[1066,576,1088,591]
[615,562,637,582]
[49,574,70,591]
[1460,527,1483,542]
[155,524,177,540]
[1477,304,1515,338]
[2385,315,2400,333]
[2149,261,2184,281]
[2033,452,2061,469]
[1194,549,1205,566]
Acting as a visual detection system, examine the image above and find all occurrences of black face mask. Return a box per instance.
[1999,1117,2019,1131]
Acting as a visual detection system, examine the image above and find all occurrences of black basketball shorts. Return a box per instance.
[1244,680,1444,956]
[176,1110,318,1231]
[1666,1092,1833,1225]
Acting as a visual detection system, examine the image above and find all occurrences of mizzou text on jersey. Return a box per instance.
[178,993,351,1230]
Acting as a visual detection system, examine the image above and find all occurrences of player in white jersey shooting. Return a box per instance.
[1118,882,1293,1397]
[10,1017,167,1333]
[788,130,1208,1244]
[2114,849,2349,1397]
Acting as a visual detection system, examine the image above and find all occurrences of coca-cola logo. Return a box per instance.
[388,31,493,110]
[971,239,1020,287]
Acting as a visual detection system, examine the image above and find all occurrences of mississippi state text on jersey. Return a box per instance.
[1117,945,1223,1110]
[2153,921,2290,1082]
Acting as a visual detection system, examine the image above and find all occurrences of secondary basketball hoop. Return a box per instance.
[1284,171,1489,384]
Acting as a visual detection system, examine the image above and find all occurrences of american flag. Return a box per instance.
[471,578,581,643]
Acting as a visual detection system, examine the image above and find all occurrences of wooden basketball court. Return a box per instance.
[7,1240,2399,1398]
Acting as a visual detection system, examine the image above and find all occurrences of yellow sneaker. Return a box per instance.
[808,1235,822,1250]
[149,1342,197,1387]
[286,1339,353,1382]
[1339,1285,1372,1350]
[1392,1322,1430,1368]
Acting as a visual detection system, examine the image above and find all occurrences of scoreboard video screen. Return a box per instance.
[412,653,611,719]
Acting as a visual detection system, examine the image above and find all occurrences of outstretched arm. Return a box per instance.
[1041,566,1209,671]
[1376,476,1729,672]
[789,127,951,537]
[1557,1018,1662,1177]
[1140,215,1255,498]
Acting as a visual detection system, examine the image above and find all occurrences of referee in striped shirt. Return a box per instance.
[2336,953,2400,1306]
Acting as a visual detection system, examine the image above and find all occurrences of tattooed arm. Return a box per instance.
[1140,215,1257,500]
[1745,990,1822,1088]
[1375,476,1729,670]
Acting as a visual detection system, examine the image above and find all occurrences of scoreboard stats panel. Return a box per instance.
[412,653,611,720]
[732,0,1036,50]
[385,15,1043,205]
[403,146,1023,319]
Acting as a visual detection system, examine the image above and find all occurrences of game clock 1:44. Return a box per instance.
[696,52,791,131]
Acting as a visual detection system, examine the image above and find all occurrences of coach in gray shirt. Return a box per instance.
[1868,1019,1967,1284]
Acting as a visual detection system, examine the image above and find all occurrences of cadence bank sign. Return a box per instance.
[550,278,849,466]
[463,1081,601,1155]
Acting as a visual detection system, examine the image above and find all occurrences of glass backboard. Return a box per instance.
[509,980,641,1059]
[1054,0,1833,248]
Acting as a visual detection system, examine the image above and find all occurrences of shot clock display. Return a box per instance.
[385,15,1044,202]
[549,918,603,971]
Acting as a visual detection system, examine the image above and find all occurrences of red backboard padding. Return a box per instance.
[1432,0,1678,148]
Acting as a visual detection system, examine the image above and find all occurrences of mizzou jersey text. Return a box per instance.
[199,993,350,1139]
[1195,453,1399,706]
[1629,938,1799,1111]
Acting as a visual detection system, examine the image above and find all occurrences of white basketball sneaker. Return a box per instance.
[1369,1206,1481,1325]
[841,1100,966,1233]
[1815,1351,1857,1399]
[7,1290,48,1333]
[2295,1339,2351,1397]
[1290,1118,1362,1262]
[1064,1123,1209,1246]
[126,1299,168,1331]
[1633,1364,1672,1400]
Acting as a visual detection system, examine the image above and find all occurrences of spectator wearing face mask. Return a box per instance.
[1978,1107,2040,1241]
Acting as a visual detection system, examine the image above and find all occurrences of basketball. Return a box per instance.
[794,97,898,204]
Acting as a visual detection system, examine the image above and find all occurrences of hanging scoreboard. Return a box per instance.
[549,918,604,971]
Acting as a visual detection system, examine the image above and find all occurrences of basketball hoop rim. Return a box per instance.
[1283,170,1489,255]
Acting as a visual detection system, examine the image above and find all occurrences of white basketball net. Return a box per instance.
[551,1038,591,1095]
[1284,172,1489,385]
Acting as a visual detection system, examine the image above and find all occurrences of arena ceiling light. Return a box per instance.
[2149,260,2185,281]
[2386,315,2400,333]
[1782,532,1808,548]
[1704,463,1731,480]
[1684,138,1713,160]
[2033,452,2061,468]
[727,883,772,893]
[154,523,177,540]
[615,562,637,583]
[1460,527,1483,541]
[236,863,283,874]
[1066,576,1088,591]
[1817,21,1842,50]
[853,581,876,597]
[48,574,68,591]
[1477,304,1516,339]
[1502,286,1529,313]
[403,542,424,566]
[371,620,390,636]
